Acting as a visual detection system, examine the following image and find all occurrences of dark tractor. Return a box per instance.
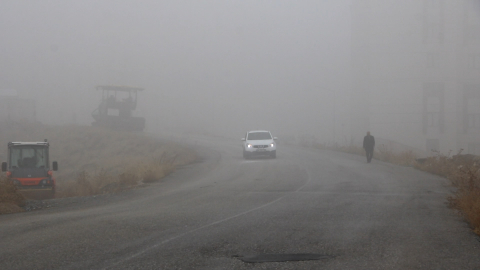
[91,85,146,131]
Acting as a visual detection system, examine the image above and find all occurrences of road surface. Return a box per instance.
[1,135,479,269]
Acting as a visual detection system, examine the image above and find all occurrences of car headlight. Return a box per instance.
[247,144,253,148]
[270,143,275,147]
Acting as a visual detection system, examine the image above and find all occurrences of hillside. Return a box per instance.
[0,122,197,213]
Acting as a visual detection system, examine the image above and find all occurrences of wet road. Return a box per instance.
[1,135,479,269]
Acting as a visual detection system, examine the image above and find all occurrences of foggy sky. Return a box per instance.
[2,0,350,140]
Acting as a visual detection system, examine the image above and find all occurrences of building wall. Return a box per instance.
[0,97,36,123]
[350,0,480,156]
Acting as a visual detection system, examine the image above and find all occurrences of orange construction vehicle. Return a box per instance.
[1,140,58,199]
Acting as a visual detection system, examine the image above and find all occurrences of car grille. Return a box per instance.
[253,145,268,148]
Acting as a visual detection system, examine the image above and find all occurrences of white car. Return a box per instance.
[242,130,277,159]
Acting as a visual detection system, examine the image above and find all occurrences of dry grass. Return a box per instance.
[0,175,26,214]
[50,126,198,197]
[309,140,480,235]
[57,157,178,197]
[414,153,456,177]
[140,153,177,183]
[0,122,198,209]
[415,151,480,235]
[376,144,417,166]
[448,165,480,235]
[58,169,136,197]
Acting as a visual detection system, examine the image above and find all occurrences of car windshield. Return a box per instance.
[10,146,48,169]
[247,132,272,140]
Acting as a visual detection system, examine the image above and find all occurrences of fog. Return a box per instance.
[1,1,479,154]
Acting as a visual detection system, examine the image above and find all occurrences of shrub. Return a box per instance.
[0,175,26,214]
[314,140,480,235]
[413,151,457,178]
[448,165,480,235]
[0,123,198,200]
[140,153,177,183]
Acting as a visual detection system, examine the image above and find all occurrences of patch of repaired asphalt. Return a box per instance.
[234,253,334,263]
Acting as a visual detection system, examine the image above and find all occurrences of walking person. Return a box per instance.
[363,131,375,163]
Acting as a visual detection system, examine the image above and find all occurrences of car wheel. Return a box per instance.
[243,150,249,159]
[270,151,276,159]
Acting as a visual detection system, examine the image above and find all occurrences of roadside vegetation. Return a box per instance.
[0,122,197,214]
[0,175,26,214]
[298,140,480,236]
[415,152,480,235]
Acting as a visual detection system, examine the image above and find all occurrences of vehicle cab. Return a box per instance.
[1,141,58,197]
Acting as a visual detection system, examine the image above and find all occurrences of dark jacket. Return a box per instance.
[363,135,375,150]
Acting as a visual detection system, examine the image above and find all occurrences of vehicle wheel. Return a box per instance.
[243,151,249,159]
[270,151,276,158]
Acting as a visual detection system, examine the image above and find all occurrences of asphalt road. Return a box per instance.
[1,135,480,270]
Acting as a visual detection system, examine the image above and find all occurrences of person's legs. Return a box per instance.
[366,149,373,163]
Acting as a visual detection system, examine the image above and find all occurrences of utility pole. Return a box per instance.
[333,90,336,145]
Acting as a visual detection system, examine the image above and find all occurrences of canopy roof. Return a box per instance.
[96,85,144,92]
[9,142,49,146]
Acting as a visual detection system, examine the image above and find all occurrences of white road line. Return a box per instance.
[104,164,312,269]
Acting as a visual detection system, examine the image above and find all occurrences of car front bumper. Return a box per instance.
[244,148,276,155]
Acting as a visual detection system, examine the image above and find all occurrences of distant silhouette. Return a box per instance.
[363,131,375,163]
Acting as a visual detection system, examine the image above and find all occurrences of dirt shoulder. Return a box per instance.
[0,123,198,215]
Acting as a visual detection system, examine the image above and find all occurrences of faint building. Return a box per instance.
[0,89,36,123]
[350,0,480,155]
